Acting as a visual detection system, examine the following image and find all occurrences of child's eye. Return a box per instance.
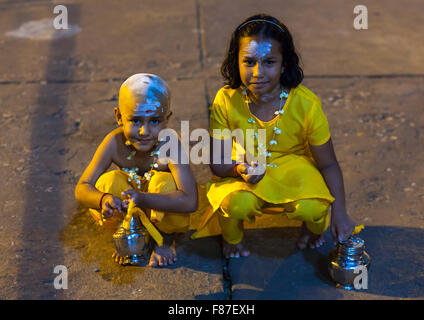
[150,119,160,125]
[265,60,276,65]
[131,119,141,125]
[243,59,255,66]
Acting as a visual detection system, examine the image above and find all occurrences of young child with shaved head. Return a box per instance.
[75,73,198,267]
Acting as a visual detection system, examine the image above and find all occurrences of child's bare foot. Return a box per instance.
[296,222,325,249]
[148,233,177,267]
[112,251,131,265]
[222,237,250,259]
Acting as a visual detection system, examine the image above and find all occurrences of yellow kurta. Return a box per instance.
[192,84,335,239]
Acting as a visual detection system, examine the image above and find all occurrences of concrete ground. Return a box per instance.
[0,0,423,300]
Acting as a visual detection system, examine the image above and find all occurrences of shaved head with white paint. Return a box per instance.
[118,73,171,117]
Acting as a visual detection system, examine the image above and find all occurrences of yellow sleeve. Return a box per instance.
[306,98,331,146]
[209,89,232,140]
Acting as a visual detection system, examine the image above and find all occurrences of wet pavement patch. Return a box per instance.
[6,18,81,40]
[60,207,146,286]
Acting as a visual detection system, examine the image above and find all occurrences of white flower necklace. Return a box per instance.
[243,86,289,168]
[122,140,161,189]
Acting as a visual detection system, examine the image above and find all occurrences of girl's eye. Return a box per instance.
[131,119,141,125]
[151,119,160,125]
[243,59,255,66]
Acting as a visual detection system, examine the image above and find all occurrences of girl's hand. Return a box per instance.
[237,162,265,184]
[330,209,357,245]
[122,189,145,208]
[101,194,123,219]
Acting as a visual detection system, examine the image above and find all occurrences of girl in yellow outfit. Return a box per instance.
[75,73,198,267]
[192,14,356,258]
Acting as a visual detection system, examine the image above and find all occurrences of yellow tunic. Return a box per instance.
[192,84,335,239]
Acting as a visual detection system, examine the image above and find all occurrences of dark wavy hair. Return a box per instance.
[221,14,304,89]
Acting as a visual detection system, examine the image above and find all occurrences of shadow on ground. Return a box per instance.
[229,225,424,299]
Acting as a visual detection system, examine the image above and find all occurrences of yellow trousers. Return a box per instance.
[91,170,190,234]
[218,191,330,244]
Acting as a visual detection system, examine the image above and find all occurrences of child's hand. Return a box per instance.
[122,189,144,208]
[330,210,357,245]
[237,162,265,184]
[101,194,123,220]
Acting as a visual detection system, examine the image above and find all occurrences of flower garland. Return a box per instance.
[243,86,289,168]
[122,141,161,189]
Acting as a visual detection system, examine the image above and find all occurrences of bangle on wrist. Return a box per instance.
[234,164,240,177]
[99,192,112,209]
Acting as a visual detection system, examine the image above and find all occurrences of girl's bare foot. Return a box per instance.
[296,222,326,249]
[112,251,130,265]
[222,237,250,259]
[148,233,177,267]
